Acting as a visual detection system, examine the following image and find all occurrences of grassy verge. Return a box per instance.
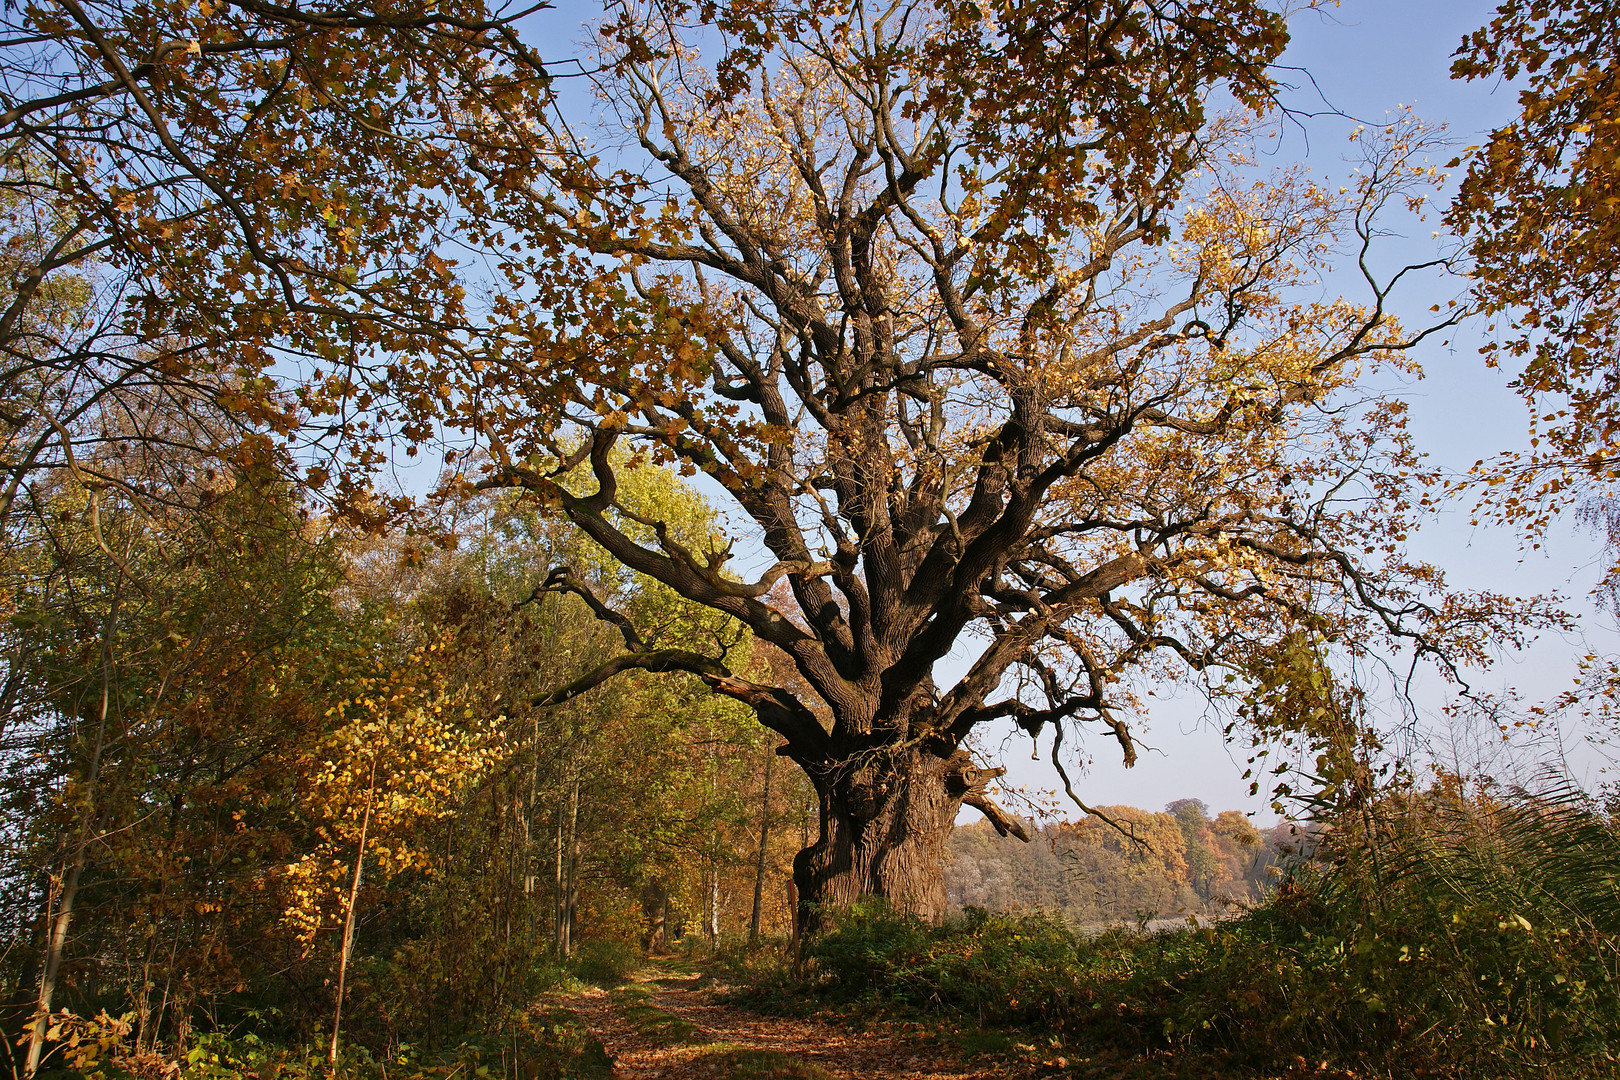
[601,962,826,1078]
[686,1046,833,1079]
[722,788,1620,1079]
[607,983,703,1046]
[37,1004,613,1080]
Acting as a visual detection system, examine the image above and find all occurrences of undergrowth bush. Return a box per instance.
[764,784,1620,1078]
[567,939,642,987]
[809,904,1090,1027]
[36,1005,612,1080]
[339,937,576,1050]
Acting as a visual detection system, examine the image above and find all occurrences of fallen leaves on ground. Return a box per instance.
[555,966,1028,1080]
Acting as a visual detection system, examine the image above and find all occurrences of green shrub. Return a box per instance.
[807,902,1092,1027]
[567,940,642,987]
[37,1007,611,1080]
[764,786,1620,1078]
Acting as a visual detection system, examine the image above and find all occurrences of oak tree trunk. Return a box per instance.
[791,746,1002,929]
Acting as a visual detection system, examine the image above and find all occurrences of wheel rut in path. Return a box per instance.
[563,966,1024,1080]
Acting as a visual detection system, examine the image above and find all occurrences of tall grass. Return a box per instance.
[760,783,1620,1077]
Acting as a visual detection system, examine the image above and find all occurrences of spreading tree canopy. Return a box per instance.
[1451,0,1620,501]
[0,0,553,524]
[391,0,1549,920]
[11,0,1538,922]
[1446,0,1620,732]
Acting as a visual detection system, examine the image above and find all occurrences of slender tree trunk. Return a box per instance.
[149,923,181,1057]
[524,715,540,911]
[748,747,774,945]
[328,753,377,1070]
[135,920,160,1053]
[561,777,580,955]
[707,865,720,945]
[171,988,192,1054]
[495,784,512,1010]
[510,794,524,924]
[25,839,90,1077]
[25,587,122,1079]
[553,803,566,954]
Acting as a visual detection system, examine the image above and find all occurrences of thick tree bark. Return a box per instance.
[792,746,1017,928]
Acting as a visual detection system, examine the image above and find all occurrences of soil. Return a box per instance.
[561,965,1033,1080]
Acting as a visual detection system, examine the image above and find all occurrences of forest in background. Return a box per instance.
[945,806,1295,925]
[0,462,818,1064]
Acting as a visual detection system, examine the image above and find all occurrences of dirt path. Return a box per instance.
[563,967,1029,1080]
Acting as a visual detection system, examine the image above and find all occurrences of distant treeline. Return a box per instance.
[945,800,1299,924]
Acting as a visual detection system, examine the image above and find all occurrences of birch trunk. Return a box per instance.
[328,753,377,1069]
[748,747,774,945]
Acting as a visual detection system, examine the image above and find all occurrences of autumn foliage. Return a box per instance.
[395,0,1553,922]
[1,0,1618,1076]
[0,454,809,1068]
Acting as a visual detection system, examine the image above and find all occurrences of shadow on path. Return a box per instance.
[558,965,1022,1080]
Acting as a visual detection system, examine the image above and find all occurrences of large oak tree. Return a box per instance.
[402,0,1540,921]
